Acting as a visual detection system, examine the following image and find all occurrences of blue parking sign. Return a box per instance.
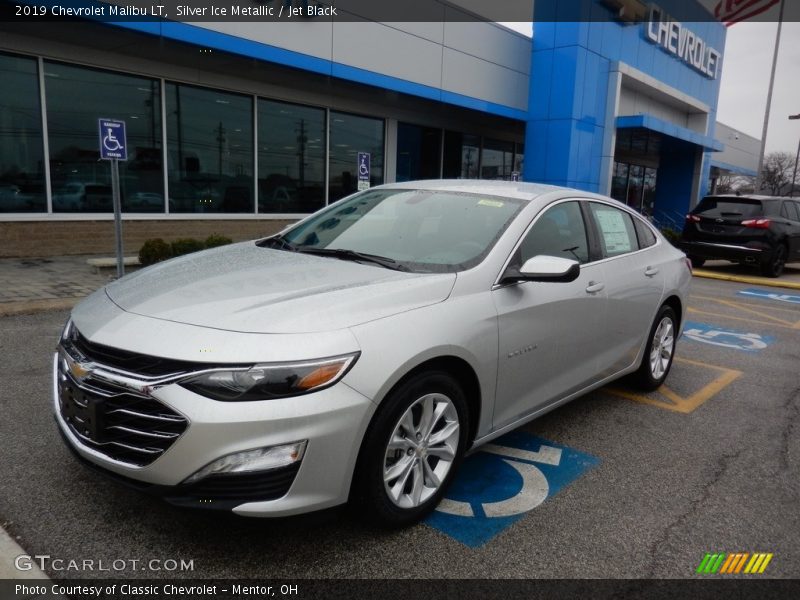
[98,119,127,160]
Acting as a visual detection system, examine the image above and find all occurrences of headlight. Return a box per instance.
[180,353,359,401]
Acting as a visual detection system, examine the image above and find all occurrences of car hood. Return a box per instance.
[104,242,456,334]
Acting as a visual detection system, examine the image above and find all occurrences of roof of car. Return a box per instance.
[380,179,575,201]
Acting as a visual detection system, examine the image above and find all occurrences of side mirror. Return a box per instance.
[503,255,581,284]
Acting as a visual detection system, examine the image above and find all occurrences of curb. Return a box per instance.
[0,525,48,580]
[692,269,800,291]
[0,298,80,318]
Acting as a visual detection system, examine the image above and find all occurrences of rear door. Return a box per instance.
[586,202,665,377]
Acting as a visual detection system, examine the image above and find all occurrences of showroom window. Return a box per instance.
[611,161,657,217]
[397,122,442,182]
[0,53,46,213]
[329,111,384,202]
[44,61,163,213]
[166,83,253,213]
[443,131,480,179]
[258,99,325,214]
[481,138,514,180]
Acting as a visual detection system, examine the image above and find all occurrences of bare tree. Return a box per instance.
[714,173,752,194]
[759,151,795,195]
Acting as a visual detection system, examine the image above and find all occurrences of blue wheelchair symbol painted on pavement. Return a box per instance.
[682,320,774,352]
[738,288,800,305]
[425,431,599,547]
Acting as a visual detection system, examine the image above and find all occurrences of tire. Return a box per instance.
[353,371,469,528]
[688,256,705,268]
[632,305,678,391]
[760,245,787,278]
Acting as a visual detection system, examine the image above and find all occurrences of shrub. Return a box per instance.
[138,238,173,266]
[205,234,233,249]
[171,238,206,257]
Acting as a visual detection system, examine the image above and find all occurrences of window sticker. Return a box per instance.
[595,209,632,253]
[477,199,505,208]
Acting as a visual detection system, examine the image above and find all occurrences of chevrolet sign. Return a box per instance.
[645,5,722,79]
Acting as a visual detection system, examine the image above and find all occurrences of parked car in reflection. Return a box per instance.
[680,194,800,277]
[52,182,113,212]
[54,180,691,527]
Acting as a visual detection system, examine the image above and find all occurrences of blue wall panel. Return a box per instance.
[525,0,726,216]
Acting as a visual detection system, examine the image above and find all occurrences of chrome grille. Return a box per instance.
[56,344,188,467]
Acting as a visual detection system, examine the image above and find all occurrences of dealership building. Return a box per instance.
[0,0,760,257]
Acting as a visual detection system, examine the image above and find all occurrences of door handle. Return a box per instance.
[645,266,660,277]
[585,281,605,294]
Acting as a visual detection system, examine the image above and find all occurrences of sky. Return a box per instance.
[500,13,800,156]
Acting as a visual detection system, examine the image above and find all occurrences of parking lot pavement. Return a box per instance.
[0,277,797,580]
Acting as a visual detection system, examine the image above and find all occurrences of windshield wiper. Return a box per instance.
[296,248,410,271]
[257,236,298,251]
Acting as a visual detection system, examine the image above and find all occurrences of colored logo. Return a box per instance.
[696,552,774,574]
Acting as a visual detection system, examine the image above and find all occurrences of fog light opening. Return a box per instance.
[182,440,307,485]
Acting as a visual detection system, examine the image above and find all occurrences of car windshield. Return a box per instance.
[269,188,526,273]
[693,197,764,218]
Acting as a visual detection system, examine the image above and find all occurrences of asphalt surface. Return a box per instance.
[0,277,798,580]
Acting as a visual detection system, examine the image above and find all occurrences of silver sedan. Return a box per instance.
[53,180,691,527]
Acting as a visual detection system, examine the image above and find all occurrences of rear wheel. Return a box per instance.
[632,305,677,391]
[760,245,787,278]
[354,371,468,528]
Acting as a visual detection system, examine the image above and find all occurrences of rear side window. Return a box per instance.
[693,197,763,218]
[589,203,638,258]
[633,217,657,248]
[781,201,800,221]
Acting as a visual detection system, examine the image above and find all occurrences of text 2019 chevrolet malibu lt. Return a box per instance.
[54,180,691,527]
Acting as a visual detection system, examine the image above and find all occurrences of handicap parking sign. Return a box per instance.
[98,118,127,160]
[426,431,599,547]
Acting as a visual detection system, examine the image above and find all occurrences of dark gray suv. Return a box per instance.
[680,195,800,277]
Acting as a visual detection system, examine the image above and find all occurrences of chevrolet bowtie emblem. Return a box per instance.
[68,357,91,380]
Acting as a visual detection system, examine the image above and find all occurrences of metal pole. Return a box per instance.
[791,137,800,198]
[754,0,785,193]
[790,114,800,198]
[111,159,125,278]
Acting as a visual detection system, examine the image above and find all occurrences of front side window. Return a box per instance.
[589,202,638,258]
[276,189,525,273]
[45,61,163,213]
[0,52,46,212]
[516,201,590,265]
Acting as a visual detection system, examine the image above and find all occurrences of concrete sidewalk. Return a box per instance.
[0,256,138,317]
[693,260,800,290]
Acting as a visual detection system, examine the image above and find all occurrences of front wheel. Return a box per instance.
[632,305,677,391]
[688,255,705,268]
[353,371,468,528]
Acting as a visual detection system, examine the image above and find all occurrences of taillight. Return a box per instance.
[686,214,701,223]
[741,218,771,229]
[684,257,693,273]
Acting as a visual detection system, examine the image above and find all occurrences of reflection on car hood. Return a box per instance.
[104,242,456,334]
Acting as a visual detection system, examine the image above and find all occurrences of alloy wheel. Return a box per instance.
[382,393,460,509]
[649,316,675,380]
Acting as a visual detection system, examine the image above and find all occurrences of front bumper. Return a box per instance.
[53,353,376,516]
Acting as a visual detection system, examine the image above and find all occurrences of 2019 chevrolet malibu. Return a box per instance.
[54,180,691,527]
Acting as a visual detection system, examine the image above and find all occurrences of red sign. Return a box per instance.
[714,0,781,25]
